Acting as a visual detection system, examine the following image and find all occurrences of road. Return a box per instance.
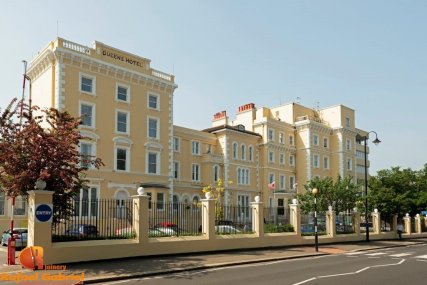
[103,244,427,285]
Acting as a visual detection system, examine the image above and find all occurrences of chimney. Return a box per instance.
[213,111,227,120]
[212,110,228,127]
[238,103,255,113]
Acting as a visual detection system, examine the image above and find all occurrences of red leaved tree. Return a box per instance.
[0,98,103,224]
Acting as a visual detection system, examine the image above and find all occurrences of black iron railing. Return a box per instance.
[52,198,135,242]
[263,207,293,233]
[300,212,326,235]
[149,202,203,237]
[336,213,355,234]
[380,215,394,232]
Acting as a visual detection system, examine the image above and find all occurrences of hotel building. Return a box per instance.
[0,38,371,229]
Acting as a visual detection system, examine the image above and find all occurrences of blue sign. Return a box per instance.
[35,204,53,222]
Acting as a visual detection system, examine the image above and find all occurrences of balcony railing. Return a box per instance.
[62,40,91,55]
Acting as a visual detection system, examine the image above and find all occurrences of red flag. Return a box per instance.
[268,181,275,190]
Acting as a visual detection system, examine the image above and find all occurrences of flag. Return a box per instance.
[268,181,275,190]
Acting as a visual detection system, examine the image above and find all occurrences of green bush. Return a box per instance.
[264,223,294,233]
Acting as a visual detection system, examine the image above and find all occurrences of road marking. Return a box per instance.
[291,259,405,285]
[365,252,388,256]
[292,277,316,285]
[345,252,364,255]
[389,253,414,257]
[414,254,427,259]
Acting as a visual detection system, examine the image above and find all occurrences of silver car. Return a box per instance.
[1,228,28,248]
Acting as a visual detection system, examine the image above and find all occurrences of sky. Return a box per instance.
[1,0,426,174]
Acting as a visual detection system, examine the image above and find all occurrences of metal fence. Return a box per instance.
[300,212,326,235]
[380,215,394,232]
[263,207,293,233]
[336,213,355,234]
[215,205,252,234]
[411,218,416,233]
[360,215,374,233]
[263,207,290,225]
[149,202,202,237]
[52,198,135,242]
[422,218,427,232]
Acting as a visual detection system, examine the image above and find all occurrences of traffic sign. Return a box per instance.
[35,204,53,222]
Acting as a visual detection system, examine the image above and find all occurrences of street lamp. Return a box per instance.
[312,187,319,252]
[356,131,381,242]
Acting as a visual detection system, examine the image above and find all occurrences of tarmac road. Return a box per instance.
[101,243,427,285]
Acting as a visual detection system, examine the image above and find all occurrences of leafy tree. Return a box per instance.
[369,166,427,217]
[0,99,103,224]
[297,176,359,214]
[202,178,234,221]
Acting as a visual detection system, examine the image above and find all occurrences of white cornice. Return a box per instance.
[55,48,177,90]
[107,182,137,189]
[27,49,55,81]
[28,46,177,93]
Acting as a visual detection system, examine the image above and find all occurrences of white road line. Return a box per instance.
[291,259,405,285]
[414,254,427,259]
[365,252,388,256]
[389,253,414,257]
[292,277,316,285]
[345,252,364,255]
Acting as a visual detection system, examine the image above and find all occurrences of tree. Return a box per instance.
[202,178,233,221]
[296,176,359,214]
[369,166,427,218]
[0,99,103,224]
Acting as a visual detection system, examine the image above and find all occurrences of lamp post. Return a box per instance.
[357,131,381,242]
[312,187,319,252]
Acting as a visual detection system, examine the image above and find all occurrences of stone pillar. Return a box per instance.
[326,209,336,238]
[353,211,361,235]
[251,201,264,237]
[415,214,422,234]
[201,198,215,239]
[403,214,411,234]
[392,215,398,232]
[132,195,149,244]
[372,210,381,234]
[27,190,54,248]
[289,202,301,235]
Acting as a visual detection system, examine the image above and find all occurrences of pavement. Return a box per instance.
[1,237,426,284]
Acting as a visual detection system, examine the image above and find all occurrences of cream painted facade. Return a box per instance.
[0,38,371,229]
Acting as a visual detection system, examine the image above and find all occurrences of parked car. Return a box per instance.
[115,227,135,236]
[155,227,178,236]
[65,224,98,237]
[1,228,28,248]
[115,227,166,237]
[149,228,166,237]
[154,222,188,236]
[215,225,241,234]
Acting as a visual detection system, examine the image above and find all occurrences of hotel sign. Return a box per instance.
[102,50,144,68]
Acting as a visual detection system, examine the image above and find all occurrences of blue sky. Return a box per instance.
[1,0,426,173]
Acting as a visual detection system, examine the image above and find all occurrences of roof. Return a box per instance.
[203,125,262,138]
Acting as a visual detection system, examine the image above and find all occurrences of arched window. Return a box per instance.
[213,165,220,182]
[248,146,253,161]
[232,142,238,159]
[241,144,246,160]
